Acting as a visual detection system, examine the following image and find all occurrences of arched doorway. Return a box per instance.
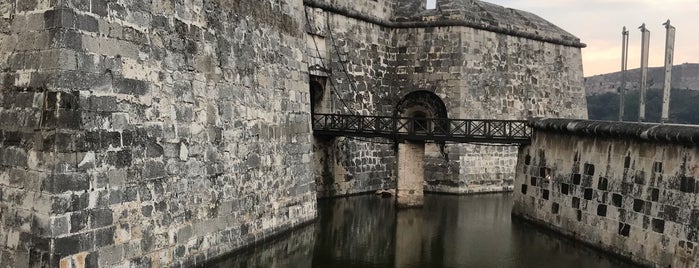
[394,91,448,208]
[394,90,448,119]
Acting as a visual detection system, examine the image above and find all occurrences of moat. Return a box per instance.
[208,194,637,268]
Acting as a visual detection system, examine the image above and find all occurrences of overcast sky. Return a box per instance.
[484,0,699,76]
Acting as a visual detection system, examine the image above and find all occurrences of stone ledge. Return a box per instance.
[530,118,699,146]
[303,0,586,48]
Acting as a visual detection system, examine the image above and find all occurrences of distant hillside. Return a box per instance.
[584,63,699,96]
[587,88,699,124]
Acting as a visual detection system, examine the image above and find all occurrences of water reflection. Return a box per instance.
[313,195,396,267]
[208,194,637,268]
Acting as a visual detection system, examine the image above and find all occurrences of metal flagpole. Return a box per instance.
[661,20,676,123]
[619,27,629,121]
[638,23,650,122]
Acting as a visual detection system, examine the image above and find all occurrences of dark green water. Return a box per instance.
[209,194,638,268]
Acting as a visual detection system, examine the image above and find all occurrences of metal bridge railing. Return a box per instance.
[312,113,531,144]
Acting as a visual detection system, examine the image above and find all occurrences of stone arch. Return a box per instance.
[394,90,448,119]
[394,91,449,135]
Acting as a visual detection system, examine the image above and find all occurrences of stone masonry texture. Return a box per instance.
[1,0,316,267]
[1,0,586,266]
[513,118,699,267]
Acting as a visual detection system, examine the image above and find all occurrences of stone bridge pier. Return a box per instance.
[397,141,426,207]
[394,91,447,208]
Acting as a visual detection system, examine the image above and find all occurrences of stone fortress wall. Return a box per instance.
[0,0,588,266]
[0,1,58,266]
[307,0,398,198]
[513,119,699,267]
[308,0,587,196]
[0,0,316,267]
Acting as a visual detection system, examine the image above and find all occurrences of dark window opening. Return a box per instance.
[410,111,429,134]
[310,80,324,115]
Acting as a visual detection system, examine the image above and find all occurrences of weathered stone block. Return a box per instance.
[138,185,153,201]
[3,131,25,147]
[94,226,115,248]
[70,192,89,212]
[633,199,645,213]
[42,110,82,130]
[44,173,90,193]
[105,150,131,168]
[53,232,93,256]
[612,193,623,207]
[51,195,72,214]
[175,225,192,243]
[50,216,70,237]
[141,160,166,180]
[108,187,122,205]
[70,211,88,233]
[100,131,121,149]
[680,176,696,193]
[583,188,593,200]
[69,0,90,13]
[76,15,99,33]
[110,113,129,130]
[88,208,113,229]
[17,0,38,12]
[44,8,77,29]
[91,1,108,17]
[98,244,124,266]
[123,186,138,202]
[114,78,148,95]
[0,147,28,168]
[86,95,117,112]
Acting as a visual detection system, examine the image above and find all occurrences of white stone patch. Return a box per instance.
[0,2,12,19]
[78,152,96,168]
[27,151,41,171]
[15,72,31,86]
[121,58,160,81]
[0,170,7,185]
[5,231,19,248]
[179,143,189,161]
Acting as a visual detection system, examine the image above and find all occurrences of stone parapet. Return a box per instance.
[530,118,699,145]
[514,118,699,267]
[305,0,586,48]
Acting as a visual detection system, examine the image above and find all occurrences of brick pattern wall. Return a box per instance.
[514,129,699,267]
[0,1,68,267]
[308,6,397,197]
[2,0,318,267]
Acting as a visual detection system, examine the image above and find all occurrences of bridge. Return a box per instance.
[312,113,532,144]
[312,113,531,207]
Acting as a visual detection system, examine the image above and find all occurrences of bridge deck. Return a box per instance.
[312,114,531,144]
